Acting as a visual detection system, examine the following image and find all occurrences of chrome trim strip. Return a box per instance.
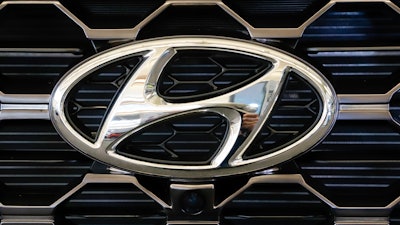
[0,217,54,225]
[338,104,391,120]
[0,92,49,104]
[334,217,389,225]
[0,107,49,120]
[0,92,50,120]
[1,0,399,39]
[338,83,400,104]
[338,84,400,122]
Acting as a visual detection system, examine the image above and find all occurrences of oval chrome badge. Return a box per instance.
[50,37,337,178]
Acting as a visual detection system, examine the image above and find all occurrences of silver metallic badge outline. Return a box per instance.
[50,37,337,178]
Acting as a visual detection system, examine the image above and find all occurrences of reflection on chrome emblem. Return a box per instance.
[50,37,337,178]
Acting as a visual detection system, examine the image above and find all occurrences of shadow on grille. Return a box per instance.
[223,0,328,28]
[220,183,333,225]
[137,5,250,39]
[0,120,92,205]
[391,203,400,225]
[116,112,228,165]
[59,0,164,29]
[0,4,93,94]
[65,56,142,141]
[158,50,272,103]
[55,183,166,225]
[298,2,400,94]
[297,120,400,207]
[243,72,321,159]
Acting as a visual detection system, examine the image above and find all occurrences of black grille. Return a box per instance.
[158,50,272,102]
[1,0,400,224]
[66,56,142,141]
[0,4,92,94]
[0,50,84,94]
[116,112,228,165]
[391,204,400,225]
[221,183,333,225]
[56,183,166,225]
[0,120,92,205]
[298,2,400,94]
[223,0,329,28]
[59,0,165,29]
[243,72,321,159]
[297,120,400,207]
[137,5,250,39]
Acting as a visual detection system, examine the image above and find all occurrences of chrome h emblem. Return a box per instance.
[50,37,337,178]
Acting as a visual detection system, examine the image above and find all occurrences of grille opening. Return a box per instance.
[55,183,166,225]
[0,4,93,94]
[303,48,400,94]
[157,49,272,103]
[214,175,250,206]
[59,0,165,29]
[137,5,250,39]
[300,2,400,46]
[116,112,228,165]
[223,0,329,28]
[65,56,142,141]
[0,4,91,48]
[220,183,333,225]
[395,0,400,8]
[391,203,400,225]
[0,120,92,205]
[297,2,400,94]
[243,72,321,159]
[297,120,400,207]
[0,49,85,94]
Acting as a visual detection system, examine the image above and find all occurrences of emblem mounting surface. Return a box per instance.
[50,37,337,178]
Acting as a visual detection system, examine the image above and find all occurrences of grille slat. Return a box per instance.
[299,2,400,94]
[221,183,333,225]
[0,120,92,206]
[56,183,166,225]
[297,120,400,207]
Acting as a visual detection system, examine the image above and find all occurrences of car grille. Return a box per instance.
[0,0,400,224]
